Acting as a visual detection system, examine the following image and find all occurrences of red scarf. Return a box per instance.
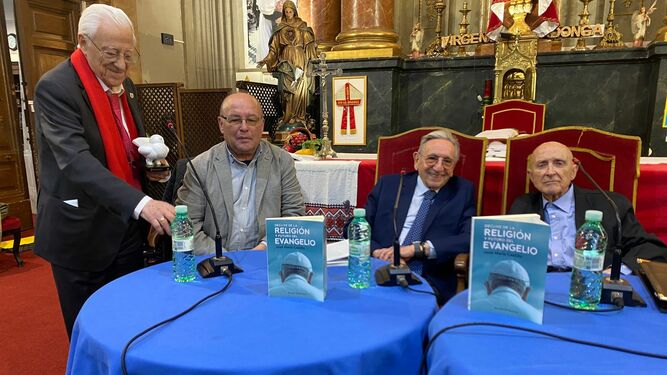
[70,48,141,190]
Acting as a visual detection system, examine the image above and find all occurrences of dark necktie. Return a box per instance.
[403,189,436,274]
[106,91,141,186]
[544,202,552,224]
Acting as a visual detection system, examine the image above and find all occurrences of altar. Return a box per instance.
[293,154,376,240]
[318,44,667,157]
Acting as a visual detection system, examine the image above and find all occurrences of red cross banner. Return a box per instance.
[335,82,362,135]
[333,76,367,146]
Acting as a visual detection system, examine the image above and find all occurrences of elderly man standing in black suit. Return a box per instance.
[509,141,667,273]
[34,4,175,338]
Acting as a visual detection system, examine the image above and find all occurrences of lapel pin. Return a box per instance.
[129,92,134,99]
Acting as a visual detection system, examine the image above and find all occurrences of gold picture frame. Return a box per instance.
[332,76,367,146]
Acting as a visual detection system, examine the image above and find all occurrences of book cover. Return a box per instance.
[468,214,550,324]
[266,216,326,301]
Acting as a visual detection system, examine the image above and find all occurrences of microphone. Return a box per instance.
[375,169,422,287]
[573,158,644,307]
[165,119,243,278]
[392,170,406,268]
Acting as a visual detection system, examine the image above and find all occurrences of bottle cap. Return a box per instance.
[175,205,188,214]
[353,208,365,217]
[584,210,603,222]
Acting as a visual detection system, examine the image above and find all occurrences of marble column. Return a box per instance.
[300,0,341,51]
[332,0,401,55]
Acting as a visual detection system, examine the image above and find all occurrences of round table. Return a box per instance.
[67,251,437,374]
[427,273,667,374]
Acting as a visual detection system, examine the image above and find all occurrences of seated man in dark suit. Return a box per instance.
[367,129,476,303]
[509,141,667,272]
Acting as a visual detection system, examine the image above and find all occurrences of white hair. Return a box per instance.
[78,4,135,42]
[418,128,460,161]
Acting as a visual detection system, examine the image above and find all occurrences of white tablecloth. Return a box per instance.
[294,160,361,206]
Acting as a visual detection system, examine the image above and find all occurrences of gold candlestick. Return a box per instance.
[457,1,471,56]
[596,0,625,49]
[574,0,594,50]
[426,1,448,57]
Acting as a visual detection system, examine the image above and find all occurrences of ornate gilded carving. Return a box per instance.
[457,1,471,57]
[502,70,526,100]
[493,36,537,102]
[596,0,625,49]
[426,1,448,57]
[656,16,667,42]
[507,0,534,36]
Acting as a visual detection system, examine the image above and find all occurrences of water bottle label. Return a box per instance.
[573,251,604,271]
[349,242,370,257]
[173,238,193,252]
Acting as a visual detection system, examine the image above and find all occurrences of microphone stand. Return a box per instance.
[575,160,644,307]
[375,171,422,286]
[166,121,243,278]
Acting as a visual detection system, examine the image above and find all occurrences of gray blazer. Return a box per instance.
[176,140,305,254]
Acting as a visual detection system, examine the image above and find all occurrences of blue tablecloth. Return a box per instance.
[67,251,437,374]
[427,273,667,374]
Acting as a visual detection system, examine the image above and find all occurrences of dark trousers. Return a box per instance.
[51,220,144,339]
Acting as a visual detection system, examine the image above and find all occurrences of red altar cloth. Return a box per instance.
[635,164,667,243]
[356,160,376,208]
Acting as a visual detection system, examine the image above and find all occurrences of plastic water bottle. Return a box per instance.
[348,208,371,288]
[172,205,196,282]
[569,210,607,309]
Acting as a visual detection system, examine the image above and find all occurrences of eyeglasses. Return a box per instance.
[220,115,263,127]
[84,34,140,65]
[420,154,455,168]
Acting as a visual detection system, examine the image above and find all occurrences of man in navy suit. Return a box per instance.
[367,129,476,303]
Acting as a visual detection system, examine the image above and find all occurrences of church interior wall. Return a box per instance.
[323,42,666,156]
[536,48,654,143]
[395,1,666,51]
[135,0,186,85]
[396,57,495,137]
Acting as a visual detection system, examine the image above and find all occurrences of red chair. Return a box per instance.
[1,215,23,267]
[502,126,641,214]
[482,99,546,134]
[376,127,488,215]
[376,127,488,293]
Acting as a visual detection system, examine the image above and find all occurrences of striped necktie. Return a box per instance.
[402,189,436,274]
